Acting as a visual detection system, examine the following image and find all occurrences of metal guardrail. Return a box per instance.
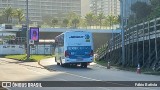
[110,17,160,51]
[97,17,160,69]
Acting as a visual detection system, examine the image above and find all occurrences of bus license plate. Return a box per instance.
[77,58,83,61]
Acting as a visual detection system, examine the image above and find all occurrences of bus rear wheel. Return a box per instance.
[60,59,65,67]
[57,62,60,65]
[55,57,60,65]
[81,63,87,68]
[55,57,57,62]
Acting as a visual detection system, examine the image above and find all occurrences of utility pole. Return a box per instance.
[120,0,125,66]
[26,0,30,60]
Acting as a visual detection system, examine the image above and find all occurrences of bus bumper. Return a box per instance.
[62,57,93,64]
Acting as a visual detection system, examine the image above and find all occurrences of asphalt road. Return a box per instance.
[0,58,160,90]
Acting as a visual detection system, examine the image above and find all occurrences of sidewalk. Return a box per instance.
[38,57,56,71]
[0,58,42,68]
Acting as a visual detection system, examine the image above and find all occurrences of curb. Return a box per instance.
[92,63,119,70]
[38,60,56,71]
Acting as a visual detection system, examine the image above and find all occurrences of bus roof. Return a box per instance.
[55,30,91,39]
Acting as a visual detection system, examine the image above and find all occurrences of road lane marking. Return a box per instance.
[65,72,102,81]
[1,58,159,90]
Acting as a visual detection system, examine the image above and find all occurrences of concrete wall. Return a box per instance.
[0,45,25,55]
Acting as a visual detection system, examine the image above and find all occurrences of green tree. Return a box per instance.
[79,18,87,28]
[63,18,69,27]
[150,0,160,9]
[14,9,25,24]
[150,7,160,18]
[42,15,53,27]
[93,15,98,29]
[85,13,95,28]
[0,14,7,24]
[104,18,110,28]
[97,12,105,29]
[52,18,58,27]
[131,1,152,20]
[105,15,119,29]
[66,12,80,27]
[2,7,14,23]
[150,0,160,18]
[72,18,79,28]
[127,14,136,27]
[67,12,80,19]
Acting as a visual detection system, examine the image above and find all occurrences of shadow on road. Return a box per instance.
[43,64,93,72]
[1,58,45,70]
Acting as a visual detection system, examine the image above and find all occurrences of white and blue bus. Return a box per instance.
[54,31,94,68]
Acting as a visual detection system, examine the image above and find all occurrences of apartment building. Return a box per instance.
[81,0,90,17]
[0,0,81,23]
[89,0,120,16]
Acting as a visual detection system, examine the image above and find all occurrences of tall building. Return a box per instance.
[0,0,81,23]
[81,0,90,18]
[120,0,150,19]
[89,0,104,15]
[104,0,120,16]
[89,0,120,16]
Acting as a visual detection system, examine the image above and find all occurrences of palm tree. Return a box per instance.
[72,18,79,28]
[79,18,87,28]
[14,9,25,24]
[111,16,119,28]
[52,18,58,27]
[67,12,80,27]
[97,12,105,29]
[67,12,79,20]
[93,15,98,29]
[42,15,53,26]
[104,18,110,29]
[85,13,95,28]
[105,15,119,29]
[0,14,6,23]
[63,18,69,27]
[2,7,14,23]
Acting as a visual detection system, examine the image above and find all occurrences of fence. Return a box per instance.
[30,45,54,55]
[97,17,160,70]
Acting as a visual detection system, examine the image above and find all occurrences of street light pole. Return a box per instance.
[26,0,30,60]
[120,0,125,66]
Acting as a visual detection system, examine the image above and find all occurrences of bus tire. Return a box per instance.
[83,63,87,68]
[81,63,87,68]
[55,57,57,62]
[61,63,66,67]
[57,62,60,65]
[80,63,83,68]
[60,58,65,67]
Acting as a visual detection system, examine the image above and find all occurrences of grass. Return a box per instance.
[4,54,53,62]
[95,59,160,75]
[94,59,108,67]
